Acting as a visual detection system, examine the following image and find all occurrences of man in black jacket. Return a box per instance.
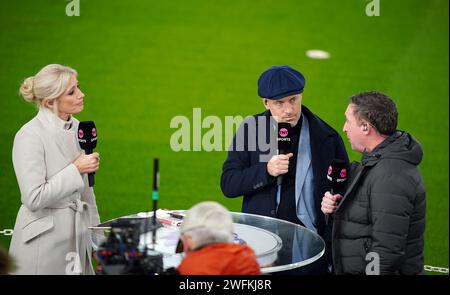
[321,91,426,274]
[221,65,348,273]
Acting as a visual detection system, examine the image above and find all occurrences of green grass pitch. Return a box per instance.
[0,0,447,272]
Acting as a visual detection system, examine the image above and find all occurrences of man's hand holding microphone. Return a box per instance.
[321,192,343,215]
[269,122,293,185]
[267,153,293,177]
[321,159,348,223]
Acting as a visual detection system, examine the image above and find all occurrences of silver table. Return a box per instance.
[90,211,325,274]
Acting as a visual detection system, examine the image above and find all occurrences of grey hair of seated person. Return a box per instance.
[180,201,233,250]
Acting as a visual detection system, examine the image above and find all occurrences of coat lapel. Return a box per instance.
[36,108,81,164]
[305,108,335,219]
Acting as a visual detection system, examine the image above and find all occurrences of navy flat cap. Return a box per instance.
[258,65,306,100]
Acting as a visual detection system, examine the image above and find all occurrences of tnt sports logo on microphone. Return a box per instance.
[340,168,347,178]
[279,128,288,137]
[92,128,97,137]
[78,129,84,139]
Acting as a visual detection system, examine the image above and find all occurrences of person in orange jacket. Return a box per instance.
[177,201,261,275]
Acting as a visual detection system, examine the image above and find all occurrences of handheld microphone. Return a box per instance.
[277,122,292,186]
[325,159,348,224]
[77,121,97,187]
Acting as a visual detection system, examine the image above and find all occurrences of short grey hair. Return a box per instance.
[180,201,233,249]
[183,227,232,250]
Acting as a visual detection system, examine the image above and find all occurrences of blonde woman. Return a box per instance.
[9,64,101,275]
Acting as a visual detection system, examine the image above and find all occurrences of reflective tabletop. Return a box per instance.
[90,211,325,274]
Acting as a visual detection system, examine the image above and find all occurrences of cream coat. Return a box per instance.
[9,107,100,275]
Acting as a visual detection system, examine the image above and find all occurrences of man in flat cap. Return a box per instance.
[221,65,348,274]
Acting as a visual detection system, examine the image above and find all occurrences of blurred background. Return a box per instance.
[0,0,448,272]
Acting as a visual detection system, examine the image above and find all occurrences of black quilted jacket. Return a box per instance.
[332,131,426,275]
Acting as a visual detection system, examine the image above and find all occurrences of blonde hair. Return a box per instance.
[19,64,77,107]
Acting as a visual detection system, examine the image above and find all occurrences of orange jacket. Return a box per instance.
[178,243,261,275]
